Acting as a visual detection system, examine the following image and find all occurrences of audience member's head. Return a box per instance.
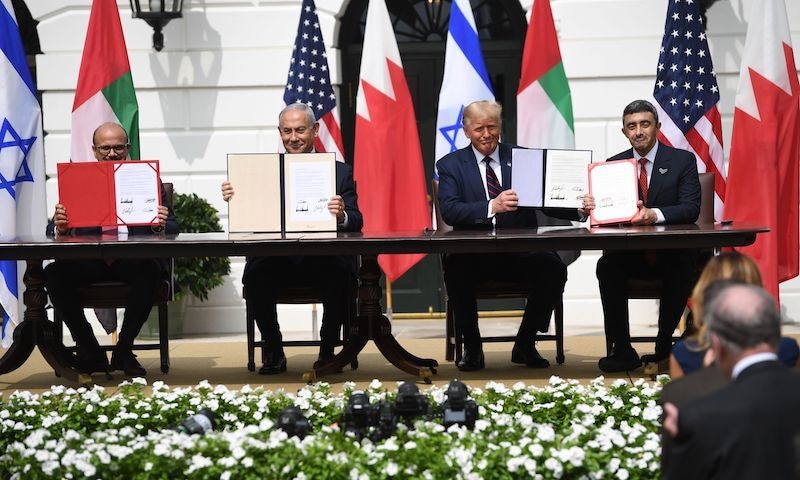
[702,280,781,378]
[689,251,763,347]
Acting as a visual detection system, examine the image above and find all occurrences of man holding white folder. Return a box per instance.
[596,100,701,373]
[221,103,363,375]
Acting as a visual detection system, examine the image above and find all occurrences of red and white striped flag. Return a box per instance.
[725,0,799,302]
[283,0,344,160]
[652,0,725,221]
[353,0,431,282]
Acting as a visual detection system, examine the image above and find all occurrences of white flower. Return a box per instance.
[616,468,629,480]
[544,457,563,478]
[385,462,399,476]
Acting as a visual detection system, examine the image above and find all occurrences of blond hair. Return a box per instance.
[689,251,763,349]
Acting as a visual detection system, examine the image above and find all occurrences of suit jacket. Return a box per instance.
[665,361,800,479]
[243,161,363,278]
[608,143,700,224]
[437,143,579,230]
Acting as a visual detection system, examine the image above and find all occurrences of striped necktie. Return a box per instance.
[484,157,502,200]
[638,157,649,203]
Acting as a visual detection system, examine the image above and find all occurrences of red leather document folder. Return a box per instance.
[57,160,161,228]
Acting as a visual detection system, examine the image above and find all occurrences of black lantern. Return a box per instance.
[129,0,183,52]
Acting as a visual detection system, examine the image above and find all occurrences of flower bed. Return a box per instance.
[0,377,664,479]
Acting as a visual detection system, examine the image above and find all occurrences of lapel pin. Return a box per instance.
[659,168,668,174]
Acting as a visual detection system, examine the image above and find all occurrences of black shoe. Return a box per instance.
[74,348,109,375]
[511,344,550,368]
[111,347,146,377]
[641,351,670,365]
[598,349,641,373]
[258,352,287,375]
[457,349,485,372]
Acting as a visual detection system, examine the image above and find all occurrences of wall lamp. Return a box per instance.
[129,0,183,52]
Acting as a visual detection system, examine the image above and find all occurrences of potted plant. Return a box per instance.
[141,192,231,339]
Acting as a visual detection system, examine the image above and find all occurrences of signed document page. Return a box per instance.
[588,159,638,225]
[284,152,337,232]
[543,149,591,209]
[113,161,160,226]
[227,153,282,232]
[57,160,160,228]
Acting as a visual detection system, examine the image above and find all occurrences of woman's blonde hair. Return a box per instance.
[689,251,763,348]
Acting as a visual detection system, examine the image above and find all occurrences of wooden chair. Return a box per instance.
[53,183,174,374]
[245,281,358,372]
[433,180,566,365]
[607,172,716,356]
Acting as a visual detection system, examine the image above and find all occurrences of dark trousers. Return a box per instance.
[596,249,698,355]
[243,255,355,353]
[443,252,567,351]
[44,259,163,351]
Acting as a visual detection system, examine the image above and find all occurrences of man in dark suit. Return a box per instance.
[46,122,179,377]
[597,99,701,373]
[437,100,592,372]
[221,103,363,375]
[663,281,800,479]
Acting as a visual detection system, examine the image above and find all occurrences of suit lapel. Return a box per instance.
[461,148,487,201]
[499,144,512,189]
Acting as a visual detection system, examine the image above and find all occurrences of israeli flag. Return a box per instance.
[0,0,46,347]
[434,0,495,174]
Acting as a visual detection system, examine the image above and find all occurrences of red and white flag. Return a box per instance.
[353,0,431,282]
[725,0,799,302]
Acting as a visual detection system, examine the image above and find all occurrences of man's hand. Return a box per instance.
[663,402,680,439]
[53,204,70,235]
[578,194,595,217]
[155,205,169,230]
[328,195,346,223]
[631,200,657,225]
[490,189,519,214]
[221,181,234,202]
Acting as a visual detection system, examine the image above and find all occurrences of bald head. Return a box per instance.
[92,122,130,161]
[703,281,781,353]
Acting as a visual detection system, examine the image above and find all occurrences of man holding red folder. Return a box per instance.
[45,123,179,377]
[596,100,701,373]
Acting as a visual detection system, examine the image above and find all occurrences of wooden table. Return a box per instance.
[0,222,766,384]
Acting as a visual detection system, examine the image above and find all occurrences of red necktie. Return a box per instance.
[484,157,502,199]
[638,157,649,203]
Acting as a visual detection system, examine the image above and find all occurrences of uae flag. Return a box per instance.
[71,0,139,161]
[516,0,574,150]
[725,0,799,302]
[353,0,431,282]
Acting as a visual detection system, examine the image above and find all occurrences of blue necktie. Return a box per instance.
[484,157,502,199]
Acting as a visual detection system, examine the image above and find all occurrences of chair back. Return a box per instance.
[431,179,453,232]
[696,172,714,224]
[163,182,174,209]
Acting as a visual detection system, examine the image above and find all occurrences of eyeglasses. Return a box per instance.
[95,144,130,154]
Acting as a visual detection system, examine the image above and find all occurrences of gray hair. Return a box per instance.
[462,100,502,127]
[703,280,781,354]
[622,99,659,124]
[279,102,317,126]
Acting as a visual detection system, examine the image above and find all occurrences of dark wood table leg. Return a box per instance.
[0,260,88,383]
[305,254,437,383]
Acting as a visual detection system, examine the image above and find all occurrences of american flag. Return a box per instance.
[284,0,345,161]
[653,0,725,220]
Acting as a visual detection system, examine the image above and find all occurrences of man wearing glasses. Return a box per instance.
[45,122,179,377]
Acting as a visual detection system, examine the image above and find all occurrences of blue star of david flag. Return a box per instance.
[0,1,46,347]
[434,0,494,178]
